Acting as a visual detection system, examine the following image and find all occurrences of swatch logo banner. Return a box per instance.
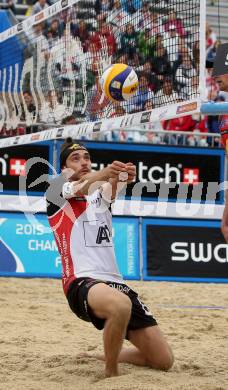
[0,143,51,194]
[144,221,228,280]
[86,142,223,203]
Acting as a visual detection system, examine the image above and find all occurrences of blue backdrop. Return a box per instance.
[0,11,23,93]
[0,213,140,280]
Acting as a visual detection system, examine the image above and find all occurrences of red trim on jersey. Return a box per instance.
[48,198,88,295]
[219,114,228,147]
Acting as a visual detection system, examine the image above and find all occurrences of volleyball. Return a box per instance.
[100,63,139,102]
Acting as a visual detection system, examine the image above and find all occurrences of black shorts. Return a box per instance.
[66,277,157,336]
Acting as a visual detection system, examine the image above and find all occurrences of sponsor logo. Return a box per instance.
[0,157,7,176]
[17,23,23,32]
[92,161,201,185]
[61,0,68,8]
[9,159,26,176]
[42,130,53,140]
[83,221,112,247]
[112,81,121,89]
[176,102,198,115]
[56,128,64,138]
[31,134,40,141]
[93,122,102,132]
[158,109,168,120]
[96,225,111,244]
[171,242,228,263]
[35,12,44,22]
[109,283,130,294]
[140,111,152,123]
[13,136,20,145]
[48,4,58,15]
[24,19,33,29]
[120,117,125,128]
[7,27,14,37]
[183,168,199,185]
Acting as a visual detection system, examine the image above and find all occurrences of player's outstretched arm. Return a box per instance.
[62,161,131,198]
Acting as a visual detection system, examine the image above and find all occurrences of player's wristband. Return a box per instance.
[62,182,75,199]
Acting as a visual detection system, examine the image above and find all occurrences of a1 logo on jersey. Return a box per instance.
[84,221,113,247]
[9,159,26,176]
[96,225,111,244]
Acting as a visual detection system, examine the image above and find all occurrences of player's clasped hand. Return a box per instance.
[108,161,136,183]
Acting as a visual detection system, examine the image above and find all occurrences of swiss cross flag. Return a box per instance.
[183,168,199,185]
[9,159,26,176]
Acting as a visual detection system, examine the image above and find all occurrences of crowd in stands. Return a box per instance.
[0,0,225,147]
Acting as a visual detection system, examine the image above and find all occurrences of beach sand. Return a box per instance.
[0,277,227,390]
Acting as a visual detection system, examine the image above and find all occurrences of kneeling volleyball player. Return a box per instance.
[46,137,174,377]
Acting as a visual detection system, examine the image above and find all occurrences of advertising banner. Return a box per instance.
[0,141,53,195]
[142,219,228,282]
[0,213,140,280]
[57,142,224,204]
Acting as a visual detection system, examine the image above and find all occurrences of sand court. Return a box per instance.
[0,277,227,390]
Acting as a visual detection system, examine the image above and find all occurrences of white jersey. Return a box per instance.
[47,180,123,295]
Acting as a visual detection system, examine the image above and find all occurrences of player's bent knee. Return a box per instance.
[147,350,174,371]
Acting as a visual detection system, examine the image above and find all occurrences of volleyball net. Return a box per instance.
[0,0,207,147]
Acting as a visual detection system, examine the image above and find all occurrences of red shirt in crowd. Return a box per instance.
[162,115,196,132]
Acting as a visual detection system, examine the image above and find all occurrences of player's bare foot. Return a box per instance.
[76,351,95,359]
[105,367,119,377]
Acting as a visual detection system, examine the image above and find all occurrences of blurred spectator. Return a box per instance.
[147,12,164,36]
[121,0,142,14]
[175,53,197,97]
[127,74,154,113]
[206,67,219,100]
[188,75,199,99]
[137,29,156,62]
[162,114,197,145]
[138,61,160,92]
[32,22,49,60]
[107,0,128,29]
[154,77,179,106]
[31,0,49,15]
[40,90,67,124]
[74,21,90,48]
[207,96,225,146]
[134,1,152,31]
[47,19,61,48]
[163,24,180,70]
[153,42,172,82]
[88,22,116,56]
[206,22,217,56]
[0,0,15,11]
[163,9,186,37]
[95,0,113,15]
[20,92,37,123]
[87,76,110,121]
[188,114,208,147]
[62,115,78,125]
[163,115,196,132]
[207,39,221,65]
[120,23,138,61]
